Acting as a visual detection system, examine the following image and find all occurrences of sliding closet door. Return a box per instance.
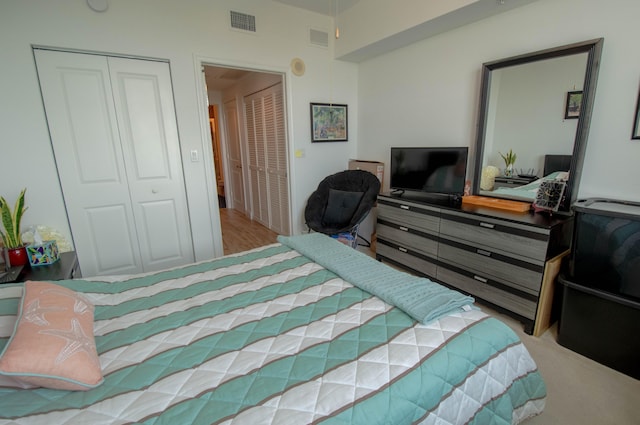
[244,84,290,235]
[35,49,194,276]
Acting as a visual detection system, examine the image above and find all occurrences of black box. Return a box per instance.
[558,274,640,379]
[557,198,640,379]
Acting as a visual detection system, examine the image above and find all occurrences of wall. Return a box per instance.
[357,0,640,202]
[0,0,358,262]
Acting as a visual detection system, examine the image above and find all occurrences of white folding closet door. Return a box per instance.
[244,84,290,235]
[35,50,194,277]
[107,58,193,272]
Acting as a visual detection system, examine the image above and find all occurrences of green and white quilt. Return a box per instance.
[0,234,546,424]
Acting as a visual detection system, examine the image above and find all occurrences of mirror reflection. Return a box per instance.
[472,38,603,213]
[478,53,588,201]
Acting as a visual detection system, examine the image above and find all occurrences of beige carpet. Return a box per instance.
[477,304,640,425]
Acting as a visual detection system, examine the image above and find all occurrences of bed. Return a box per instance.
[491,171,569,203]
[0,233,546,424]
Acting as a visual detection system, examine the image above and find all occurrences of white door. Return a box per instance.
[244,84,290,235]
[223,99,245,213]
[35,49,194,276]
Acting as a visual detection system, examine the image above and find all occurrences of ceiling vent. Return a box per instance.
[309,28,329,48]
[230,10,257,33]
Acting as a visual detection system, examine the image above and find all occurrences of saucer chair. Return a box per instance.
[304,169,381,248]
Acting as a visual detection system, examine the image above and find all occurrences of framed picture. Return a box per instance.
[564,91,582,119]
[632,88,640,140]
[310,103,348,142]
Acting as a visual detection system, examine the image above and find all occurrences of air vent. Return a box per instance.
[309,28,329,48]
[230,10,256,32]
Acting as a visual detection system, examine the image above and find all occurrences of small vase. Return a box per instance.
[6,246,28,267]
[504,164,514,177]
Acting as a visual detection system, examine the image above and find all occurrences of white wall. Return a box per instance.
[357,0,640,202]
[0,0,358,261]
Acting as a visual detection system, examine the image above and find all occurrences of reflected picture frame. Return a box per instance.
[564,90,582,119]
[310,103,348,142]
[632,88,640,140]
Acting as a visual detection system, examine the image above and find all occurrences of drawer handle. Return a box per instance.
[476,249,492,257]
[399,226,409,232]
[479,222,495,229]
[473,275,488,283]
[400,205,410,210]
[398,247,408,253]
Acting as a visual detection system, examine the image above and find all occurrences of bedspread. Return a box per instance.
[0,236,545,424]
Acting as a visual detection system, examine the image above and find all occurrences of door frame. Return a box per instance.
[194,56,295,256]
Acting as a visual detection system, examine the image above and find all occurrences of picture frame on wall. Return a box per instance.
[564,91,583,119]
[632,88,640,140]
[310,103,348,142]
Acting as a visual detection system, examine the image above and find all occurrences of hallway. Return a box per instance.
[220,209,279,255]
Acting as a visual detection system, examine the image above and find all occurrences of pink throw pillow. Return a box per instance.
[0,280,103,391]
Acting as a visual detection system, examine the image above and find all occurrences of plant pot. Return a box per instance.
[6,246,28,267]
[505,163,515,177]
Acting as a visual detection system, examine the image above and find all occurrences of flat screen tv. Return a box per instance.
[390,147,468,195]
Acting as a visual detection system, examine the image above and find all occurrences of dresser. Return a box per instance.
[376,193,572,335]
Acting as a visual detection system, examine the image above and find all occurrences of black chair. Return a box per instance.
[304,169,381,247]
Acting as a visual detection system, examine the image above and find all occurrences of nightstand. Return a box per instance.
[17,251,81,282]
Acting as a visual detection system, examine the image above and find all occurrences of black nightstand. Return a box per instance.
[493,175,538,189]
[17,251,81,282]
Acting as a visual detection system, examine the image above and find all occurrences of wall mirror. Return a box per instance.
[472,38,604,213]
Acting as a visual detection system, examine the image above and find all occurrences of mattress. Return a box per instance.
[0,234,546,424]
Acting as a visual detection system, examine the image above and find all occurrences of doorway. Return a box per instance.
[202,64,292,253]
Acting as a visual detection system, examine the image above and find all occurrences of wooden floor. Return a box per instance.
[220,208,279,255]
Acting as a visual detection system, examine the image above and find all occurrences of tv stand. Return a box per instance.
[375,193,572,336]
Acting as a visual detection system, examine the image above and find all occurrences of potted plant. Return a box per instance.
[499,149,517,177]
[0,188,28,267]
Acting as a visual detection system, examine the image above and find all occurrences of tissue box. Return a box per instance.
[26,241,60,267]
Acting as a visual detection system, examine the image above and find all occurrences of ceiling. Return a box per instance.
[272,0,360,16]
[204,66,254,92]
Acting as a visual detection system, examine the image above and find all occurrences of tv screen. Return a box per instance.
[390,147,468,195]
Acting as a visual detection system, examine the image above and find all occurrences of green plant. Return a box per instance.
[499,149,517,166]
[0,188,28,249]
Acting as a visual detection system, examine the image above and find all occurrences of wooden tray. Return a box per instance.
[462,195,531,213]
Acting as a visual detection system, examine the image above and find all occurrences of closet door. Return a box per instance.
[35,50,194,276]
[244,84,290,235]
[224,99,245,212]
[107,58,193,272]
[245,94,269,226]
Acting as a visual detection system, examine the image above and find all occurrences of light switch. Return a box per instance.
[190,150,199,162]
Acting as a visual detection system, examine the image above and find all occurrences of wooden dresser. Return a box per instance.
[376,193,572,335]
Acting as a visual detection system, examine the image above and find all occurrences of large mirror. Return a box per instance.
[472,39,604,213]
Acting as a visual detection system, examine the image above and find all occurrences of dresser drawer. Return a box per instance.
[438,242,543,295]
[439,214,549,262]
[377,222,438,257]
[376,240,437,278]
[378,200,440,235]
[436,265,537,320]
